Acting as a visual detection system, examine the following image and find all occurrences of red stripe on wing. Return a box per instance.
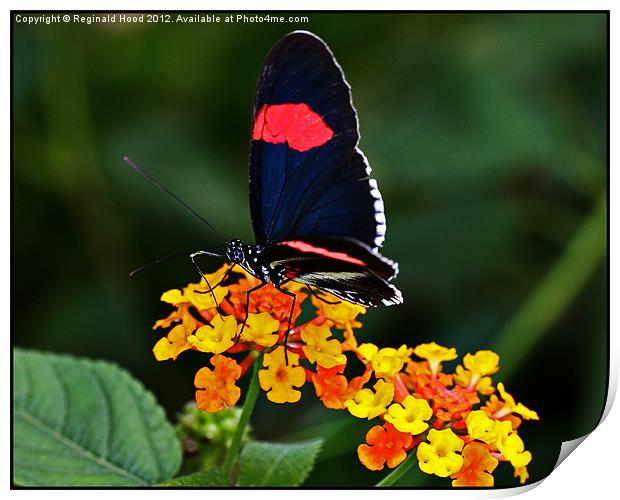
[252,103,333,152]
[279,240,367,267]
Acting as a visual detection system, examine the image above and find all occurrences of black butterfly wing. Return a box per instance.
[262,236,402,307]
[302,273,402,308]
[249,31,386,249]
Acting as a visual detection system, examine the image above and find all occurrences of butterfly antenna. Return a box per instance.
[129,246,224,277]
[123,156,226,239]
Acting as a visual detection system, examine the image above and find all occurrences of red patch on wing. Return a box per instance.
[285,267,300,279]
[280,241,366,267]
[252,103,333,152]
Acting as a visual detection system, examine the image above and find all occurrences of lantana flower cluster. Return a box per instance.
[153,263,539,487]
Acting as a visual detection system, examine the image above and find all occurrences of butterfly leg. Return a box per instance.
[275,285,296,365]
[193,264,232,295]
[236,282,267,343]
[190,251,221,306]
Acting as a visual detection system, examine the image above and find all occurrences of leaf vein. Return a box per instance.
[126,376,163,479]
[47,360,68,433]
[260,446,296,486]
[86,365,112,459]
[15,408,148,485]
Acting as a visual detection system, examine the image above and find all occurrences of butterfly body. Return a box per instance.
[224,239,287,286]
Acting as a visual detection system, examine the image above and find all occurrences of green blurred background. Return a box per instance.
[12,12,607,487]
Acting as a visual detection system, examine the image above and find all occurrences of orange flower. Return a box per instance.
[514,466,529,484]
[423,381,479,422]
[152,261,539,488]
[341,324,360,351]
[153,302,190,330]
[403,360,452,391]
[357,422,413,471]
[311,364,373,410]
[228,280,306,329]
[194,354,242,413]
[451,443,498,487]
[483,383,539,429]
[483,396,522,429]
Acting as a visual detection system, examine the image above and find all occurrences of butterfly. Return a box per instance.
[215,30,403,329]
[127,31,403,343]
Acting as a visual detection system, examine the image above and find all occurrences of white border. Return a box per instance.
[5,2,615,498]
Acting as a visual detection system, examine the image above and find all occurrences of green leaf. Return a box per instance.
[238,439,323,487]
[161,469,229,487]
[13,349,182,486]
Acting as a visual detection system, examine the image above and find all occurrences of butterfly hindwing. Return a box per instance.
[301,272,403,308]
[249,31,386,249]
[262,236,402,307]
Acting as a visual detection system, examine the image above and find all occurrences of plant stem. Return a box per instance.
[223,352,262,480]
[492,192,606,380]
[375,449,418,487]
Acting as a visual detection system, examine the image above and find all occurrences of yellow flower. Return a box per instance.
[258,346,306,403]
[153,324,192,361]
[466,410,498,444]
[160,288,187,305]
[187,314,237,354]
[413,342,458,375]
[372,345,413,380]
[184,282,228,310]
[464,350,500,376]
[357,343,379,364]
[174,264,229,310]
[344,380,394,419]
[241,312,280,347]
[417,428,465,477]
[153,294,195,330]
[454,350,500,394]
[466,410,532,469]
[312,294,366,325]
[496,383,539,420]
[494,420,532,468]
[454,365,495,395]
[301,323,347,368]
[312,293,364,349]
[385,395,432,435]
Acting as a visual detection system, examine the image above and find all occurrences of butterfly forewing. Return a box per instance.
[249,31,386,250]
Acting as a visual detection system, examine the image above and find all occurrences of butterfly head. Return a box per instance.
[225,239,248,265]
